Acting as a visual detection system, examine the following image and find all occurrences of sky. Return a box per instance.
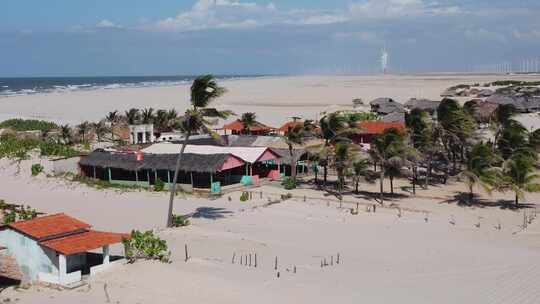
[1,0,540,77]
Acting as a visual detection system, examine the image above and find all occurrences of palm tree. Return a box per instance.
[125,108,140,125]
[459,142,500,205]
[106,110,119,141]
[167,75,232,227]
[500,153,540,206]
[370,128,407,204]
[154,109,169,132]
[77,121,91,142]
[240,112,256,135]
[352,158,370,194]
[319,112,348,186]
[60,124,72,144]
[141,108,155,124]
[283,120,314,183]
[92,121,109,142]
[333,142,357,196]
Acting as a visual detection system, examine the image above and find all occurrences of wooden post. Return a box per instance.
[167,170,171,184]
[154,170,158,182]
[108,168,112,182]
[210,173,213,188]
[337,253,340,264]
[190,172,194,188]
[232,252,236,264]
[93,166,96,179]
[185,244,189,262]
[249,254,252,267]
[240,255,243,265]
[331,256,333,266]
[274,256,278,270]
[135,170,139,183]
[254,253,257,268]
[294,265,296,273]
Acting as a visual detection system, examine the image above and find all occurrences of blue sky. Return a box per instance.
[1,0,540,76]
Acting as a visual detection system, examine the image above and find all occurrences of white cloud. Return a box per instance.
[96,20,122,29]
[334,31,380,43]
[349,0,462,20]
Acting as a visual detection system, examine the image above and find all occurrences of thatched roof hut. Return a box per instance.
[369,97,405,115]
[404,98,440,114]
[80,150,242,173]
[382,112,405,123]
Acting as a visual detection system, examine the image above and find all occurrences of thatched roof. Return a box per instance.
[80,150,239,173]
[382,112,405,123]
[174,135,293,149]
[369,97,405,114]
[404,98,440,112]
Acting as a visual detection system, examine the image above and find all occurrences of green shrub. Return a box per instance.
[172,214,190,227]
[0,133,79,160]
[0,119,58,132]
[31,164,44,176]
[154,178,165,192]
[240,191,249,202]
[123,230,170,263]
[18,206,37,220]
[3,210,17,224]
[281,177,297,190]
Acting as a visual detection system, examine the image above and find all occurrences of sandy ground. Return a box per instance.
[1,157,540,304]
[1,74,540,127]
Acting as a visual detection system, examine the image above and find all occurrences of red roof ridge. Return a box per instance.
[9,213,92,240]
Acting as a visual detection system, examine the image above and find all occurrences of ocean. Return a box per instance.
[0,75,263,98]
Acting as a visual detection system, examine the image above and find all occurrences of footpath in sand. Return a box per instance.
[1,157,540,304]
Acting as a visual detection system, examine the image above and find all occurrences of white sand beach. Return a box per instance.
[1,155,540,304]
[1,74,540,303]
[1,74,540,127]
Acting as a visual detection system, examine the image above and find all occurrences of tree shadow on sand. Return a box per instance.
[439,192,535,210]
[190,207,233,220]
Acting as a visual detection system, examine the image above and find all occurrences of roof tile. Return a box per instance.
[8,213,91,240]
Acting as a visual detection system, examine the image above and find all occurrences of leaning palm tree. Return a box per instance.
[500,153,540,206]
[319,112,349,186]
[60,124,72,144]
[283,120,314,182]
[352,158,370,194]
[77,121,91,142]
[105,110,119,141]
[459,142,500,205]
[370,128,407,204]
[167,75,232,227]
[240,112,256,135]
[92,121,109,142]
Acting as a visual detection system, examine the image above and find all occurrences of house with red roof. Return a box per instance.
[221,120,276,136]
[0,213,128,286]
[351,121,406,150]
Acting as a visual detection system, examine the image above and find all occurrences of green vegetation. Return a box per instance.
[281,177,297,190]
[31,163,44,176]
[171,214,191,227]
[0,133,80,160]
[71,175,146,191]
[240,191,250,201]
[345,112,380,122]
[489,80,540,87]
[0,119,58,132]
[154,178,165,192]
[1,202,38,224]
[123,230,171,263]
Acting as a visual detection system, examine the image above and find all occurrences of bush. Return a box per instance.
[281,177,297,190]
[154,178,165,192]
[123,230,170,263]
[3,210,17,224]
[240,191,249,202]
[172,214,190,227]
[0,119,58,132]
[31,164,44,176]
[0,133,79,160]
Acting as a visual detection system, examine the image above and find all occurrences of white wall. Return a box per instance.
[0,229,58,282]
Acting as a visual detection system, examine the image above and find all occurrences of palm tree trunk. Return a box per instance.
[379,169,384,205]
[412,167,416,195]
[515,193,519,207]
[469,186,474,205]
[390,176,394,194]
[167,131,191,227]
[425,155,431,189]
[289,145,297,182]
[323,164,328,186]
[355,179,359,194]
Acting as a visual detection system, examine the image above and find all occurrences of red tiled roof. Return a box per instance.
[278,121,304,133]
[41,230,129,256]
[223,120,275,132]
[357,121,405,135]
[8,213,91,240]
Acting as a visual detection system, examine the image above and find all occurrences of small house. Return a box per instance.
[351,121,406,149]
[129,124,155,144]
[0,214,128,286]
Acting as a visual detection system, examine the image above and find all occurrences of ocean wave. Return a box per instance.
[0,75,266,98]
